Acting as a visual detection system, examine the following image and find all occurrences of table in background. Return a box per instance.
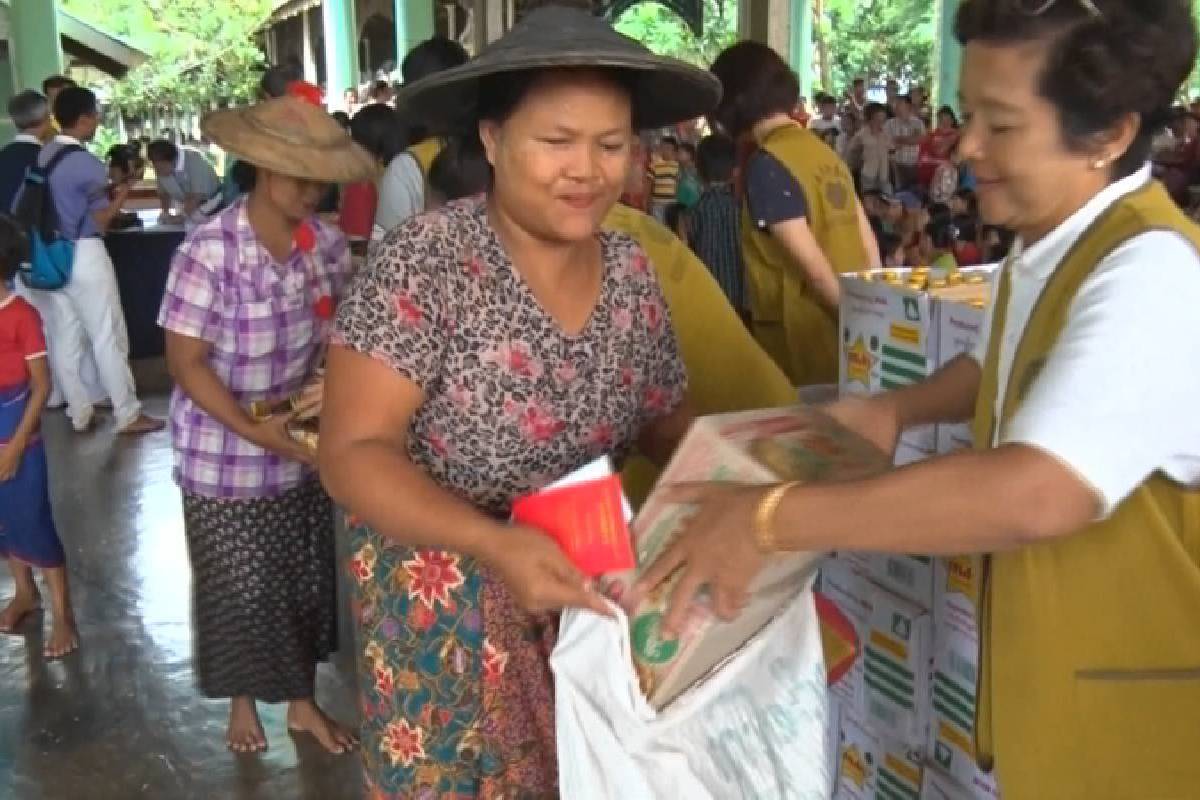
[106,213,185,359]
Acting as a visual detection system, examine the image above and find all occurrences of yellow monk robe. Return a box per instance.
[972,181,1200,800]
[742,125,869,386]
[407,137,443,177]
[602,204,796,505]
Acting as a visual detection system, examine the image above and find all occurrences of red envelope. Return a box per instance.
[511,475,635,577]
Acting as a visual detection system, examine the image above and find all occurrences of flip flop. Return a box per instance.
[118,416,166,436]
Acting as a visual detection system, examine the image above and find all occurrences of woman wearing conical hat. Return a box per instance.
[318,5,721,796]
[159,85,375,755]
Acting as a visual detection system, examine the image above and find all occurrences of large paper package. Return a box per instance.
[928,556,1001,798]
[610,406,891,710]
[818,557,873,717]
[863,585,934,752]
[552,588,832,800]
[832,712,880,800]
[933,293,991,455]
[922,766,1001,800]
[839,270,939,461]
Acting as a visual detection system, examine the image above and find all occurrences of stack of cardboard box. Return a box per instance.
[824,268,1001,800]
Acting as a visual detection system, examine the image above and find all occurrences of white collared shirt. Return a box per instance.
[13,133,41,146]
[971,164,1200,515]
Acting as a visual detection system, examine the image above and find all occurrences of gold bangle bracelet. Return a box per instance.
[754,481,800,554]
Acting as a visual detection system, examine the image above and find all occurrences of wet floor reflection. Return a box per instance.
[0,394,364,799]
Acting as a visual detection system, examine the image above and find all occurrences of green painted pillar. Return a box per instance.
[395,0,436,69]
[10,0,64,92]
[789,0,813,98]
[935,0,962,113]
[322,0,359,110]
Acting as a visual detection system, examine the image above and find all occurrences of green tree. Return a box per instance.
[613,0,739,67]
[61,0,272,115]
[817,0,934,95]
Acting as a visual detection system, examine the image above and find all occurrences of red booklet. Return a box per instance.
[511,474,635,577]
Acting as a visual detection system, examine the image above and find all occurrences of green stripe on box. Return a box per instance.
[934,670,976,707]
[865,658,914,697]
[881,344,926,367]
[865,646,915,681]
[877,782,907,800]
[880,361,926,384]
[933,696,974,731]
[865,672,915,710]
[882,377,910,391]
[878,769,920,800]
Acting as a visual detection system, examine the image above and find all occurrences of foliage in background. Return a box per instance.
[817,0,934,94]
[61,0,273,115]
[614,0,738,66]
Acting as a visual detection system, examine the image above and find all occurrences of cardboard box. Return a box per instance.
[933,298,989,455]
[833,712,880,800]
[617,406,892,709]
[863,585,933,752]
[818,557,873,717]
[928,556,999,797]
[873,736,926,800]
[867,552,935,611]
[921,766,1001,800]
[839,271,939,459]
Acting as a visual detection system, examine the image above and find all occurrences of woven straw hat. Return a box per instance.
[201,96,376,183]
[395,6,722,131]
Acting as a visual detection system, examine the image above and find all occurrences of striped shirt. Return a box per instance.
[688,183,745,310]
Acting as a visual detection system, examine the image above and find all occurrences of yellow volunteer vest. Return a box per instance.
[972,181,1200,799]
[602,204,797,505]
[408,137,443,177]
[742,124,869,386]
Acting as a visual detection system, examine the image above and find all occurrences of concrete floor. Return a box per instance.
[0,387,366,800]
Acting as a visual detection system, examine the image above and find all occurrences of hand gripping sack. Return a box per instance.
[552,579,831,800]
[11,144,84,291]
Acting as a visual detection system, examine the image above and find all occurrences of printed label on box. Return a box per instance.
[863,586,933,752]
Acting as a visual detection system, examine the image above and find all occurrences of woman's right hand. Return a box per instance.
[249,413,316,466]
[480,526,613,617]
[823,393,902,456]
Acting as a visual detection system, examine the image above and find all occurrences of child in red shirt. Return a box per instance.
[0,214,77,658]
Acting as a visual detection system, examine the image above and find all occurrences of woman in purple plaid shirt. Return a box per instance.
[157,93,375,755]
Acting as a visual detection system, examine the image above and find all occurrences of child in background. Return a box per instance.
[878,231,906,268]
[688,134,744,314]
[0,214,78,658]
[427,134,493,207]
[921,212,960,272]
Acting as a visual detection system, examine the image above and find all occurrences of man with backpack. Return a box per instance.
[22,86,161,435]
[0,92,53,212]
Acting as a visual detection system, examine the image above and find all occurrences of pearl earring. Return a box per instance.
[1093,158,1108,170]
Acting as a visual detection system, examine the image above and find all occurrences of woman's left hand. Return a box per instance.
[627,482,770,638]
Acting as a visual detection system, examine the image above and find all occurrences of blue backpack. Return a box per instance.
[12,143,83,291]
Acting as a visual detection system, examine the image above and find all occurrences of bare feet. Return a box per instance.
[227,697,267,754]
[0,594,41,633]
[287,698,357,755]
[118,414,165,436]
[43,617,79,659]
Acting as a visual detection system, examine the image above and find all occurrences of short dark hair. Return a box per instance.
[865,102,889,121]
[0,213,28,282]
[696,134,736,183]
[371,79,391,97]
[955,0,1198,180]
[8,90,48,131]
[817,93,837,106]
[428,133,493,202]
[41,75,75,95]
[936,105,960,127]
[53,86,98,129]
[146,139,178,164]
[710,41,800,138]
[401,37,469,84]
[350,103,407,165]
[926,212,959,249]
[260,63,302,99]
[330,110,351,130]
[896,94,913,107]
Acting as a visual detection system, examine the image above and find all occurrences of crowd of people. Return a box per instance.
[3,0,1200,798]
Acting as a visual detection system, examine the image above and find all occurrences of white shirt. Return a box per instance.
[13,133,41,146]
[971,164,1200,516]
[373,152,425,242]
[884,116,925,166]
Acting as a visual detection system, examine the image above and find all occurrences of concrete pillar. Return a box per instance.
[323,0,360,109]
[302,9,318,84]
[789,0,813,99]
[10,0,64,92]
[741,0,790,63]
[935,0,962,113]
[395,0,435,65]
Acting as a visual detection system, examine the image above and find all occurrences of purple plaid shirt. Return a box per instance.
[157,199,350,498]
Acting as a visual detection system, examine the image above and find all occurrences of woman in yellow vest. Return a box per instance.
[709,42,881,386]
[632,2,1200,798]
